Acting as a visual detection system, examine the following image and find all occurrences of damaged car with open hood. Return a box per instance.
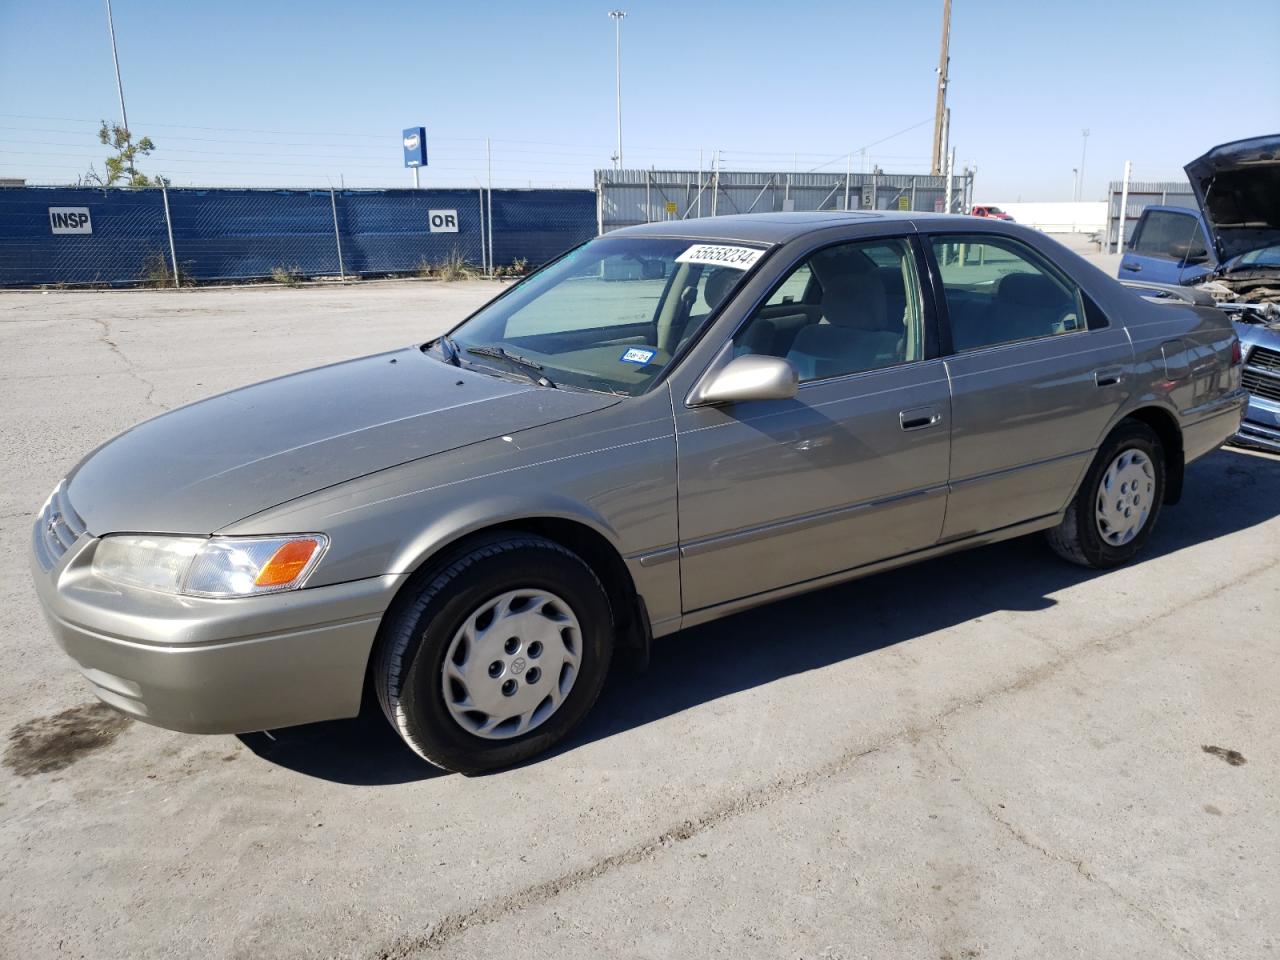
[1119,134,1280,451]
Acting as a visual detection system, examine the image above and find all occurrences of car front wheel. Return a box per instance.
[1046,420,1166,569]
[373,533,614,774]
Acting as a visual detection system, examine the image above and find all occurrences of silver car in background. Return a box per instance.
[31,212,1246,772]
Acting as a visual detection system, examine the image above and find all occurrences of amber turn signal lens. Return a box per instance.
[254,538,322,587]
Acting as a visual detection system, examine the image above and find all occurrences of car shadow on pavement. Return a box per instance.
[243,447,1280,784]
[237,708,447,785]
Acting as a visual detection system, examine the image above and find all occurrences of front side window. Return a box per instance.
[443,237,762,395]
[930,235,1084,352]
[1133,210,1205,260]
[734,237,924,382]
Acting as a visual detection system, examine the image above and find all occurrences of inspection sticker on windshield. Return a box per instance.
[620,347,657,365]
[675,244,764,270]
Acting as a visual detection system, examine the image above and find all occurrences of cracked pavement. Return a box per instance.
[1,281,1277,960]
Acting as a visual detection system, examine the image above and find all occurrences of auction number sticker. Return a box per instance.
[675,244,764,270]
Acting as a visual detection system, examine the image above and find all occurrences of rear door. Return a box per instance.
[1119,208,1214,285]
[928,232,1134,540]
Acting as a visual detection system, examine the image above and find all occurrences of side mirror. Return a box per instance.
[690,354,798,406]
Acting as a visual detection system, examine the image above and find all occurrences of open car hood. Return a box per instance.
[1184,134,1280,263]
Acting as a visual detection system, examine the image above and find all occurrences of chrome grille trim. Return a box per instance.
[33,481,89,572]
[1246,346,1280,374]
[1242,370,1280,403]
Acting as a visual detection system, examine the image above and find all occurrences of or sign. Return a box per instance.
[49,207,92,234]
[428,209,458,233]
[897,195,910,211]
[664,201,677,215]
[675,244,764,271]
[402,126,428,168]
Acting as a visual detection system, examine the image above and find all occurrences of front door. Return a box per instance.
[1119,208,1214,286]
[928,232,1134,540]
[674,235,951,612]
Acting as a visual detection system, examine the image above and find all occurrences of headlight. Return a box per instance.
[93,534,328,598]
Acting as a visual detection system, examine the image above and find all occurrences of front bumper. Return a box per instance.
[1234,395,1280,453]
[30,533,403,734]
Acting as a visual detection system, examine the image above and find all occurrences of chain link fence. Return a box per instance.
[0,185,597,287]
[596,168,974,232]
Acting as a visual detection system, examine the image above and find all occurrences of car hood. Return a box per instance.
[66,346,617,535]
[1184,134,1280,263]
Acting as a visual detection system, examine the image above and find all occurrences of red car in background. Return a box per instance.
[971,204,1015,221]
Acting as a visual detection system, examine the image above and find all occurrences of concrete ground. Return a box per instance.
[1,276,1276,960]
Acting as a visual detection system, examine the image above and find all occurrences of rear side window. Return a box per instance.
[1133,210,1207,260]
[930,235,1085,352]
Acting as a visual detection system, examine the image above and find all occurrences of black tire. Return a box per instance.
[373,533,614,774]
[1046,420,1166,569]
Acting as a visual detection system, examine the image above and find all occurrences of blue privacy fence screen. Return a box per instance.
[0,186,597,286]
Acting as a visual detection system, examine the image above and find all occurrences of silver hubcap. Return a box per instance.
[441,588,581,740]
[1095,449,1154,546]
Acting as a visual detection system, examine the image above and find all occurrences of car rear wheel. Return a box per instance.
[373,533,614,774]
[1046,420,1166,569]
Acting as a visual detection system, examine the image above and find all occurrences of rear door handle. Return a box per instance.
[1121,262,1141,272]
[1094,366,1124,387]
[900,406,942,431]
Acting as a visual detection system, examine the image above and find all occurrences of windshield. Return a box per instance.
[1233,244,1280,269]
[441,236,765,395]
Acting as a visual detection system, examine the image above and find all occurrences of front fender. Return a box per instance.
[218,396,682,628]
[388,492,623,577]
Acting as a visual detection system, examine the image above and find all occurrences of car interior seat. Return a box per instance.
[785,272,902,380]
[992,272,1070,343]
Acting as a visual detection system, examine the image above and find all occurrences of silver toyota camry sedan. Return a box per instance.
[31,212,1246,773]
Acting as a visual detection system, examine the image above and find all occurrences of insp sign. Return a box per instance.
[428,209,459,233]
[49,207,92,235]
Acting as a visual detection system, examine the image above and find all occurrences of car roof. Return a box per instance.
[611,211,959,245]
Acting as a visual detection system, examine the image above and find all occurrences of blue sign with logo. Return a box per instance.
[402,127,427,168]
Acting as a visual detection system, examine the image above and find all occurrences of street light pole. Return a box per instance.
[609,10,626,170]
[105,0,129,133]
[1077,128,1090,201]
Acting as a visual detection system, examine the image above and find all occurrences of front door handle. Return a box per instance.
[1121,261,1141,272]
[900,406,942,431]
[1094,366,1125,387]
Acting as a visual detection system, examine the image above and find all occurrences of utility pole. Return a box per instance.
[1077,128,1090,201]
[609,10,626,170]
[930,0,952,176]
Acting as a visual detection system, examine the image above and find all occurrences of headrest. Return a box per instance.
[822,272,887,330]
[703,268,737,311]
[997,272,1062,306]
[878,265,906,297]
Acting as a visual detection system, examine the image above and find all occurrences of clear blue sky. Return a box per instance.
[2,0,1277,199]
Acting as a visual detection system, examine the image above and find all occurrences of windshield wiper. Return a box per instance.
[465,344,557,387]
